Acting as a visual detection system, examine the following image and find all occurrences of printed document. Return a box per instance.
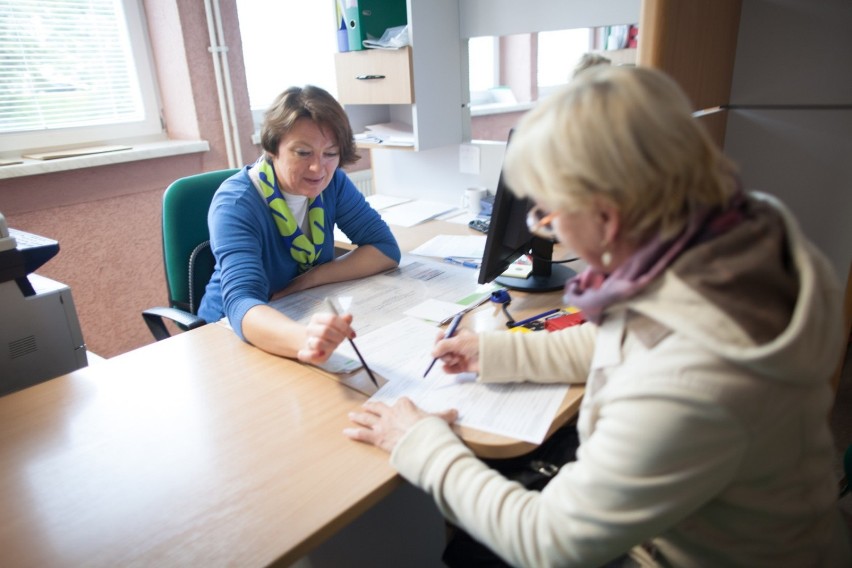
[336,316,568,444]
[270,255,493,335]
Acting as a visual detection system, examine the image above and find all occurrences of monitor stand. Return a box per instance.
[496,264,575,292]
[495,238,577,293]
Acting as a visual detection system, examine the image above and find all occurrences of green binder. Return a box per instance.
[346,0,407,52]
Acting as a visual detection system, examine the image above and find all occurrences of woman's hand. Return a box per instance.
[432,328,480,375]
[296,311,355,364]
[344,397,458,453]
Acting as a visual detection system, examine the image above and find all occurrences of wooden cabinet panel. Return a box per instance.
[335,47,413,105]
[638,0,742,112]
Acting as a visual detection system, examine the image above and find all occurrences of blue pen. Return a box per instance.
[423,311,465,378]
[507,308,561,329]
[444,256,481,269]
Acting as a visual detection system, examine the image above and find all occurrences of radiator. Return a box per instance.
[347,169,374,196]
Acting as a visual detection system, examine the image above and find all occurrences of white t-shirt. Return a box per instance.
[282,192,310,234]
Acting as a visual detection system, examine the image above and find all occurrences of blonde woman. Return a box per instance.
[345,67,849,567]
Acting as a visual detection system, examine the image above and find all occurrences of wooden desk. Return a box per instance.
[0,219,585,567]
[0,324,401,566]
[342,218,586,457]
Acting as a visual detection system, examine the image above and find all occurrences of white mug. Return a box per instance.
[461,187,487,214]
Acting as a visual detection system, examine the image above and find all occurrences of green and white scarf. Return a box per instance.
[250,157,326,273]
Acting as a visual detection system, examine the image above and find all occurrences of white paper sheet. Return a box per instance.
[409,234,487,260]
[333,225,351,244]
[365,194,412,210]
[403,299,462,322]
[336,317,568,444]
[380,200,457,227]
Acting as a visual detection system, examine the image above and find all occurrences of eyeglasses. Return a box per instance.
[526,206,558,240]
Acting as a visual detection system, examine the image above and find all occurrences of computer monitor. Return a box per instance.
[477,133,576,293]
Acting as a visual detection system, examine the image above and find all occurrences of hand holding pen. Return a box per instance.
[423,312,464,377]
[326,298,379,387]
[424,312,480,377]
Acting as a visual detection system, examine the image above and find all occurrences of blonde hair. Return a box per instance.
[572,52,611,77]
[504,66,737,242]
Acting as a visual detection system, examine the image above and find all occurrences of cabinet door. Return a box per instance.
[335,47,413,105]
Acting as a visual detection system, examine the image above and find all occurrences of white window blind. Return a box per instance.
[0,0,163,153]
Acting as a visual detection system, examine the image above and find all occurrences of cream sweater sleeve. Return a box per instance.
[478,321,597,384]
[391,395,746,568]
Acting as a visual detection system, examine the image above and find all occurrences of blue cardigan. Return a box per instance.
[198,167,400,339]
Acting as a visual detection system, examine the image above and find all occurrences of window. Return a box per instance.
[468,29,594,111]
[236,0,338,117]
[468,36,498,105]
[537,28,593,97]
[0,0,164,157]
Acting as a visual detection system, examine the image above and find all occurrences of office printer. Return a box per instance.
[0,212,87,395]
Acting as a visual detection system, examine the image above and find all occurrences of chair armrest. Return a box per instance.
[142,307,206,341]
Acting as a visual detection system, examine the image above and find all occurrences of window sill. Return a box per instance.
[0,139,210,180]
[470,102,534,117]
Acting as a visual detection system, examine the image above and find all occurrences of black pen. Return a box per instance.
[423,311,465,378]
[325,298,378,388]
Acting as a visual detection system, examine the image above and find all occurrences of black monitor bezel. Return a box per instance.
[476,132,576,293]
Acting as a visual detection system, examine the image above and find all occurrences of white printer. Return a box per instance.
[0,212,87,395]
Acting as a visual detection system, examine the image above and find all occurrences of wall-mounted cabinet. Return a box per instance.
[335,0,464,151]
[335,47,413,105]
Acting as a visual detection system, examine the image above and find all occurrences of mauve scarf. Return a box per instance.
[563,193,747,325]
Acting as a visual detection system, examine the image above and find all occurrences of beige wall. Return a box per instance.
[0,0,255,357]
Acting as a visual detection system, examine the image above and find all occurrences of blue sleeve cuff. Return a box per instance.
[229,297,267,341]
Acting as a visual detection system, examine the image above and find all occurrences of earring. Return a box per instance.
[601,250,612,268]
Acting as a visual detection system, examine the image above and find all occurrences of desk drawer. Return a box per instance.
[335,47,413,105]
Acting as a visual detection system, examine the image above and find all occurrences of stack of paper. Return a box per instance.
[354,121,415,146]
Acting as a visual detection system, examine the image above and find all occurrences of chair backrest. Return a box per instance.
[161,168,239,314]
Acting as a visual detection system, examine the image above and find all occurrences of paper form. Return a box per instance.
[336,316,568,444]
[269,255,494,335]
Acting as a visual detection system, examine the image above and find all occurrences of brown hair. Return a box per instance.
[260,85,360,166]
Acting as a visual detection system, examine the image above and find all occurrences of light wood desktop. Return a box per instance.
[0,219,585,567]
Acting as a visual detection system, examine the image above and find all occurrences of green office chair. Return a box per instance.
[142,168,239,341]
